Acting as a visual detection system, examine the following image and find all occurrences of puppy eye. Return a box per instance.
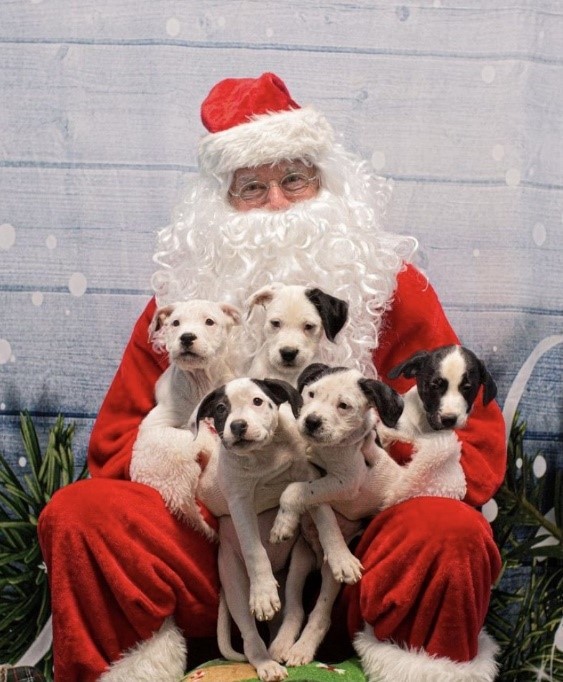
[205,318,215,326]
[270,320,281,329]
[253,397,264,406]
[172,319,180,327]
[304,323,316,332]
[215,403,227,414]
[338,401,350,410]
[308,390,315,398]
[431,378,446,390]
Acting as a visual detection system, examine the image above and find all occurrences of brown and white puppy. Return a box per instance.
[196,377,361,681]
[130,300,240,539]
[269,363,403,544]
[366,345,499,508]
[246,283,348,384]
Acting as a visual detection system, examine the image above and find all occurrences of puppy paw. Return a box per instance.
[256,660,288,682]
[284,638,317,667]
[269,509,300,544]
[327,550,363,584]
[268,627,300,663]
[249,581,281,621]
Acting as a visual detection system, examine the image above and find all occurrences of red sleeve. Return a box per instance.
[374,264,507,507]
[87,298,169,480]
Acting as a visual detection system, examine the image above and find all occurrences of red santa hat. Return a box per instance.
[198,72,335,176]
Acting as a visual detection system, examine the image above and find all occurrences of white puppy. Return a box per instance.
[130,299,240,539]
[270,363,404,543]
[246,283,348,384]
[366,344,499,509]
[196,378,362,681]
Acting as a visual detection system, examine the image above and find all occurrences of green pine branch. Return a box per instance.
[0,412,88,680]
[487,413,563,681]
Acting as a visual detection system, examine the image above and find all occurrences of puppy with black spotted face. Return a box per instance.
[246,283,349,384]
[196,378,362,681]
[269,363,404,545]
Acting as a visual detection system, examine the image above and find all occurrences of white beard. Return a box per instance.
[152,148,417,378]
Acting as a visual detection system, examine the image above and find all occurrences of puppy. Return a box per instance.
[269,363,404,544]
[130,299,240,539]
[196,378,362,681]
[367,344,499,508]
[246,283,348,384]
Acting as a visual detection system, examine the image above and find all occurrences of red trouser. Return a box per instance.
[39,480,500,681]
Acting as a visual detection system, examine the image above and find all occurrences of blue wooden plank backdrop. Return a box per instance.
[0,1,561,497]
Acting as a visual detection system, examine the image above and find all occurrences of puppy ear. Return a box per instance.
[387,350,430,380]
[297,363,331,394]
[195,388,221,425]
[477,359,498,405]
[253,379,304,419]
[245,283,283,316]
[148,304,175,351]
[305,288,349,342]
[359,378,404,428]
[219,303,242,327]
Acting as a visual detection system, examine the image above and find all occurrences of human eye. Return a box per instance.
[281,172,308,193]
[240,180,267,200]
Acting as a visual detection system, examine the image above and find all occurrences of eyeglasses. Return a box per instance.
[228,172,319,204]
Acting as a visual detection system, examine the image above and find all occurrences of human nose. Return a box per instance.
[262,181,292,211]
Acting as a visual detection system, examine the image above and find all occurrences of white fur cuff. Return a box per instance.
[354,623,499,682]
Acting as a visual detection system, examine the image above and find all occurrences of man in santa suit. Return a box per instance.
[38,73,506,682]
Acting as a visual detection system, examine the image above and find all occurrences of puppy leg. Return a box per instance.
[219,543,287,682]
[268,536,315,663]
[285,561,341,666]
[308,505,363,584]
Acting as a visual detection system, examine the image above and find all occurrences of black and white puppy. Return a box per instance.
[269,363,404,544]
[196,378,361,682]
[363,344,499,509]
[246,283,348,384]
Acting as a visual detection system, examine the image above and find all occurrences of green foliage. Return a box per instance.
[487,415,563,681]
[0,412,88,680]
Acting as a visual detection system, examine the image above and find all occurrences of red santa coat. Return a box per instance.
[38,264,506,681]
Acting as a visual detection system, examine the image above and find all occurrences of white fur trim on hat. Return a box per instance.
[198,106,334,176]
[354,622,500,682]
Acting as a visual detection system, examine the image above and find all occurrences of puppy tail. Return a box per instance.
[217,589,247,662]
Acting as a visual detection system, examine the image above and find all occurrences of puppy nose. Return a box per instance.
[230,420,247,438]
[304,414,322,433]
[280,347,299,363]
[180,333,197,347]
[440,415,458,429]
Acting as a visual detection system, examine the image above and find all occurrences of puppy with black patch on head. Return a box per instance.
[246,283,349,384]
[130,299,240,539]
[269,363,404,544]
[364,344,499,509]
[196,377,362,681]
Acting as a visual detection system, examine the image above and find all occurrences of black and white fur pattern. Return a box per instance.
[130,300,240,539]
[246,283,348,384]
[355,345,499,512]
[269,363,404,544]
[196,378,361,681]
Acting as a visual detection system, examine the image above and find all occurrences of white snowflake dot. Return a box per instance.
[166,17,181,37]
[533,454,547,478]
[492,345,498,352]
[217,16,226,27]
[31,292,44,306]
[19,457,27,467]
[481,499,498,523]
[68,272,87,297]
[65,309,71,316]
[481,66,496,83]
[492,144,505,161]
[505,168,521,187]
[371,150,386,171]
[532,222,546,247]
[473,248,480,257]
[0,403,5,410]
[516,457,523,469]
[0,223,16,251]
[46,235,57,250]
[0,339,12,364]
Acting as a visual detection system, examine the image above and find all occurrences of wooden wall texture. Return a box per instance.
[0,2,561,493]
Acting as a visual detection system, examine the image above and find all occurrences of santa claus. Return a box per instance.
[38,73,506,682]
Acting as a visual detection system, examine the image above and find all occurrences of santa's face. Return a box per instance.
[228,160,320,212]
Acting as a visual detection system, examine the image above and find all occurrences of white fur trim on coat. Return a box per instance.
[198,106,334,176]
[98,617,186,682]
[354,623,499,682]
